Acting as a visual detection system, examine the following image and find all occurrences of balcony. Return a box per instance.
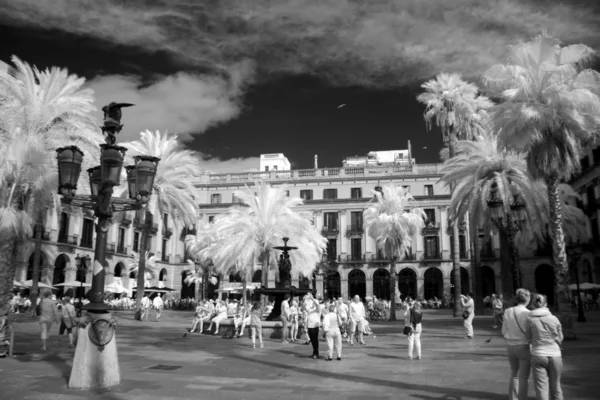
[345,224,364,237]
[422,222,440,234]
[404,252,417,261]
[345,254,366,263]
[423,252,443,261]
[161,254,169,262]
[116,244,127,255]
[535,246,552,257]
[370,254,387,263]
[57,234,78,245]
[149,223,159,235]
[321,225,340,236]
[133,217,143,228]
[120,217,132,227]
[162,226,173,239]
[106,243,116,253]
[80,238,94,249]
[480,248,495,259]
[41,231,50,241]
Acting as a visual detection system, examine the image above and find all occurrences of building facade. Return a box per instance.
[194,152,557,303]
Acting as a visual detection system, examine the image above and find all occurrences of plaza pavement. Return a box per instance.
[1,309,599,400]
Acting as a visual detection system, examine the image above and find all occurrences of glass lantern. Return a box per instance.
[56,146,84,196]
[100,144,127,186]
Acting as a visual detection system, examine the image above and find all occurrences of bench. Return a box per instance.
[193,318,294,339]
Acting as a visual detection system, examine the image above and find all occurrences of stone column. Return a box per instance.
[316,274,324,297]
[443,277,451,303]
[366,278,374,298]
[417,277,425,299]
[438,206,450,257]
[41,265,52,285]
[341,279,348,299]
[16,262,28,282]
[339,211,347,256]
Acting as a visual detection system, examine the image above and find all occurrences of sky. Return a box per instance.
[2,0,600,172]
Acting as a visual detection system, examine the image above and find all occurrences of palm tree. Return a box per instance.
[483,33,600,321]
[121,130,202,316]
[0,55,100,311]
[127,251,158,288]
[185,221,219,299]
[203,181,326,305]
[440,133,547,304]
[417,72,493,316]
[363,185,426,321]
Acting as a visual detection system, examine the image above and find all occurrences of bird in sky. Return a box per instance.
[337,104,346,109]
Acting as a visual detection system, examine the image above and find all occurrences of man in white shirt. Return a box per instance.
[337,298,349,338]
[153,294,164,322]
[141,294,151,321]
[280,294,291,343]
[502,288,531,400]
[349,295,366,345]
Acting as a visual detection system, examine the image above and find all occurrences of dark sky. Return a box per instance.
[1,24,444,170]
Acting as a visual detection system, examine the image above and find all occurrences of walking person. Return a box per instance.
[323,304,343,361]
[405,301,423,360]
[304,294,321,359]
[527,294,564,400]
[249,301,263,349]
[502,288,532,400]
[337,298,349,338]
[140,293,151,321]
[493,294,504,329]
[153,294,164,322]
[460,292,475,339]
[38,291,59,352]
[290,299,299,341]
[349,295,366,345]
[58,296,77,348]
[280,294,291,343]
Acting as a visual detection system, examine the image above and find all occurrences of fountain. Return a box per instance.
[257,237,314,321]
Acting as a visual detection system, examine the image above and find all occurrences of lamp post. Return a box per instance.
[567,244,589,323]
[74,254,91,318]
[487,188,527,294]
[56,103,159,390]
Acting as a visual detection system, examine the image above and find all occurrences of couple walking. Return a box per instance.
[503,289,564,400]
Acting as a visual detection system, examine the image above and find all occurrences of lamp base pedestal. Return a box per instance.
[68,312,120,389]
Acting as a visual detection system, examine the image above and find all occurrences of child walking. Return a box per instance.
[249,301,264,349]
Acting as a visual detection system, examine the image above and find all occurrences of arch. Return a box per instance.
[181,270,195,299]
[252,270,262,283]
[27,251,49,282]
[535,264,555,306]
[450,267,470,296]
[229,272,243,283]
[326,270,341,300]
[424,267,443,299]
[348,269,366,299]
[53,254,70,298]
[114,262,125,278]
[129,270,137,279]
[398,268,417,300]
[373,268,390,300]
[159,268,167,282]
[594,257,600,284]
[481,266,496,297]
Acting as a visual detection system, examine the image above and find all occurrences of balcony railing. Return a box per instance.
[423,252,443,260]
[321,225,340,236]
[57,234,77,245]
[404,252,417,261]
[105,243,116,253]
[346,224,363,236]
[480,249,495,259]
[162,227,173,239]
[345,254,366,263]
[41,231,50,241]
[205,163,444,184]
[120,217,132,227]
[116,244,127,255]
[161,254,169,262]
[422,222,440,234]
[80,238,94,249]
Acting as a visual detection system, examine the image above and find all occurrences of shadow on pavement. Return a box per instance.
[234,354,506,400]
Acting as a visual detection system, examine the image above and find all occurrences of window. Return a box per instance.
[265,166,269,171]
[424,209,436,224]
[581,156,590,171]
[208,216,215,223]
[285,190,290,197]
[452,235,468,258]
[402,185,410,192]
[117,228,125,251]
[81,218,94,248]
[351,238,362,260]
[300,190,313,200]
[326,239,337,261]
[58,212,69,241]
[350,211,363,229]
[592,218,600,245]
[424,236,440,258]
[210,193,221,204]
[593,147,600,165]
[273,165,278,171]
[133,231,140,252]
[424,185,434,196]
[374,186,383,197]
[323,212,339,230]
[323,189,338,199]
[162,213,168,228]
[161,239,168,262]
[232,194,243,204]
[351,188,362,198]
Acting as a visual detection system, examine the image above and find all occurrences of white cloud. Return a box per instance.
[86,62,254,142]
[197,156,261,174]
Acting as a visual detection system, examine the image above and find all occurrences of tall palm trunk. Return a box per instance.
[135,211,153,319]
[0,238,18,318]
[448,133,462,317]
[389,259,397,321]
[261,252,269,307]
[30,212,44,310]
[203,265,209,300]
[499,231,515,303]
[469,217,483,315]
[546,174,573,331]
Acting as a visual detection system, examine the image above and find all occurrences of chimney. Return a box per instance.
[314,154,318,169]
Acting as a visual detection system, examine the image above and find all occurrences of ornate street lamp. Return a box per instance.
[487,187,526,292]
[56,102,159,390]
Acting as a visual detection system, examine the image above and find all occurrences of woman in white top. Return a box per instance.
[323,304,343,361]
[303,294,322,359]
[348,295,366,345]
[153,294,164,322]
[208,300,228,335]
[404,301,423,360]
[460,292,475,339]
